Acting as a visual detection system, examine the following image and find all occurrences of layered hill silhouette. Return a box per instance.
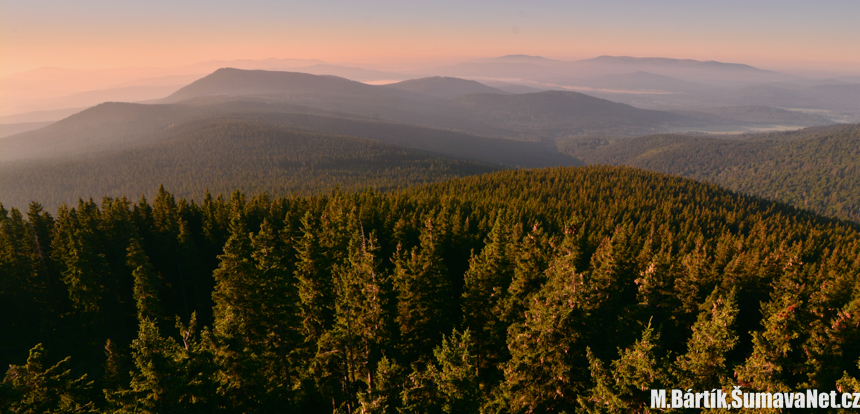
[452,90,687,136]
[0,99,580,167]
[383,76,509,99]
[4,66,852,214]
[161,68,411,103]
[0,94,583,209]
[154,68,697,138]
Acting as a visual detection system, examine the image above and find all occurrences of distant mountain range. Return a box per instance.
[3,66,843,164]
[0,63,857,224]
[161,68,409,103]
[383,77,509,99]
[152,68,697,139]
[3,54,857,127]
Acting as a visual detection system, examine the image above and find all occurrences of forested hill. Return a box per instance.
[0,118,505,211]
[559,123,860,221]
[3,166,860,413]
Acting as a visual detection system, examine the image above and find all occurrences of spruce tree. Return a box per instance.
[1,344,96,414]
[500,256,588,413]
[393,218,454,363]
[578,323,668,413]
[674,288,739,390]
[320,229,391,411]
[127,238,163,323]
[460,211,515,381]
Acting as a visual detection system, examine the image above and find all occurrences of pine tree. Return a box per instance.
[399,329,479,414]
[0,206,46,360]
[432,329,480,414]
[210,209,300,411]
[356,356,402,414]
[52,205,109,316]
[583,226,638,356]
[735,290,805,393]
[295,211,335,347]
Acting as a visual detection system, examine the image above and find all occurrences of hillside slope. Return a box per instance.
[0,99,580,168]
[0,118,501,210]
[559,123,860,220]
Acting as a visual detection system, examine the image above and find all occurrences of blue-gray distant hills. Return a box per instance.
[157,68,695,138]
[161,68,410,103]
[431,55,859,117]
[0,66,851,214]
[383,76,510,99]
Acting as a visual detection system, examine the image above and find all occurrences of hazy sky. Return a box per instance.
[2,0,860,76]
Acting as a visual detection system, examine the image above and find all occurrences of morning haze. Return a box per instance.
[3,2,860,413]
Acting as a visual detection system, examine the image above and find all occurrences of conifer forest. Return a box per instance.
[4,166,860,413]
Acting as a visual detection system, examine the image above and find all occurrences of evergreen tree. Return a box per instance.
[106,315,217,414]
[460,211,515,381]
[399,329,479,414]
[295,211,335,347]
[393,218,454,363]
[499,257,589,413]
[319,229,392,412]
[674,288,739,390]
[432,329,480,414]
[0,344,96,414]
[578,323,668,414]
[52,204,109,316]
[356,356,402,414]
[127,238,163,323]
[735,290,805,393]
[501,222,553,325]
[210,208,300,411]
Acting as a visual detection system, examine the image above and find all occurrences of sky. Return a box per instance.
[2,0,860,76]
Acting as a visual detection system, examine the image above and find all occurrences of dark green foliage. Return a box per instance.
[393,219,456,363]
[674,289,739,389]
[399,329,480,414]
[460,211,515,382]
[105,315,217,414]
[2,165,860,413]
[1,344,96,414]
[578,324,668,413]
[127,238,162,323]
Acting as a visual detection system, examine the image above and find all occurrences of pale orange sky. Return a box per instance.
[2,0,860,76]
